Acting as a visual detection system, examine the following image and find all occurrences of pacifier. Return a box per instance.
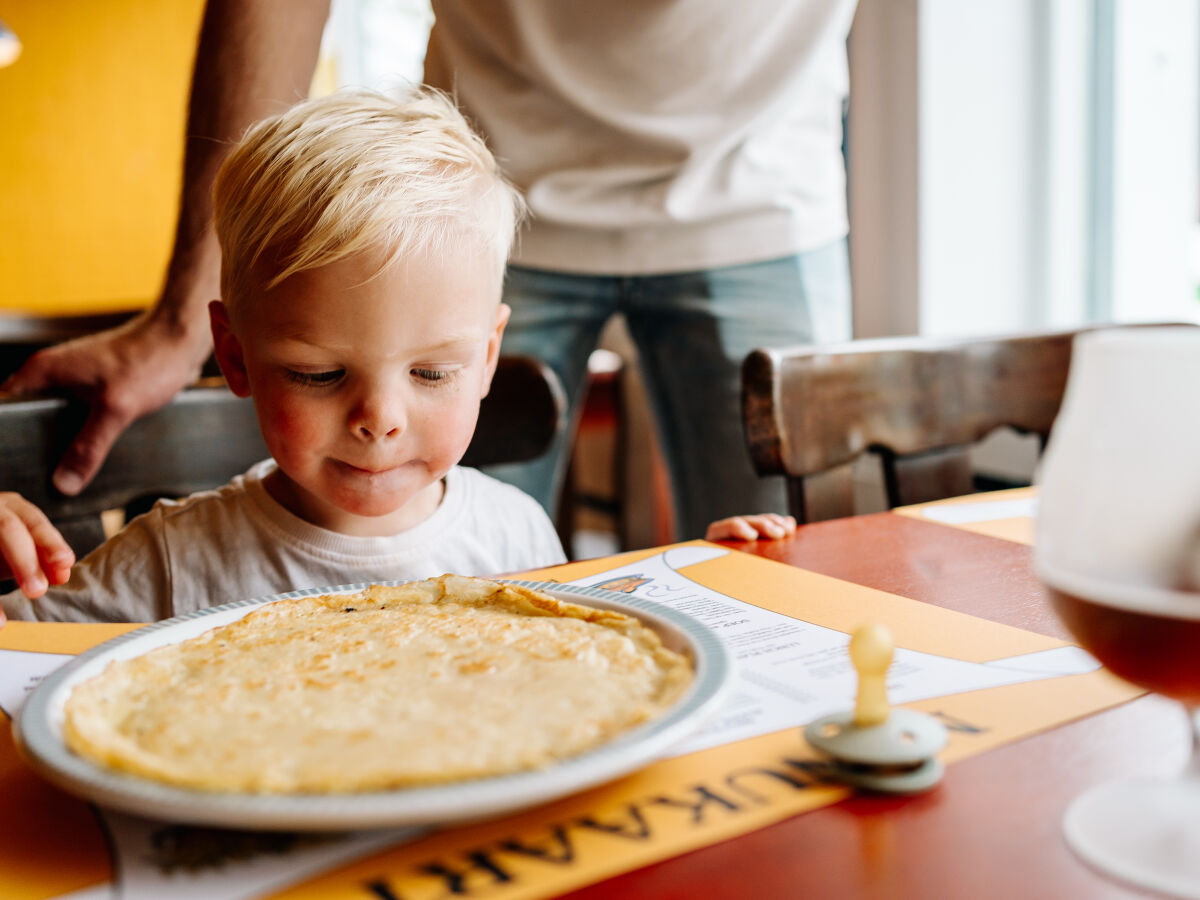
[804,623,948,794]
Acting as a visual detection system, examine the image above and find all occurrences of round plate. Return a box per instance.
[13,580,733,831]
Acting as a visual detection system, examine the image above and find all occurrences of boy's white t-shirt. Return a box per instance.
[2,461,566,623]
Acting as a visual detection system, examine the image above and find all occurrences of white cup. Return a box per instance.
[1036,326,1200,598]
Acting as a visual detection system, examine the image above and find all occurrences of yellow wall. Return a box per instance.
[0,1,206,314]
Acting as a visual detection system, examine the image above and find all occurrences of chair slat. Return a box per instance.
[743,324,1190,522]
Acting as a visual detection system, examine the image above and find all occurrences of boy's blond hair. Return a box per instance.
[213,88,524,310]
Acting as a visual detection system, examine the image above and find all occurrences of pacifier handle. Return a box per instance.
[850,623,893,727]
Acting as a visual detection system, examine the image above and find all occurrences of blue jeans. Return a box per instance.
[486,240,851,540]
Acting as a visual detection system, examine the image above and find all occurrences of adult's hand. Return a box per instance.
[1,310,212,495]
[2,0,331,497]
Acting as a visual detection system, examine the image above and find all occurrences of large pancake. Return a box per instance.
[62,575,693,793]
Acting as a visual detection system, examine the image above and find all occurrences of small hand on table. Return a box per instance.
[705,513,797,542]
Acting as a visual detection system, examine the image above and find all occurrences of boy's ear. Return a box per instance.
[209,300,251,398]
[480,302,511,398]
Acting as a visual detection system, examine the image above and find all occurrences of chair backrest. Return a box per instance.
[0,355,565,564]
[462,354,566,469]
[0,376,269,560]
[742,324,1184,522]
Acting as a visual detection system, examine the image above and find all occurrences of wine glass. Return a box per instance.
[1036,326,1200,898]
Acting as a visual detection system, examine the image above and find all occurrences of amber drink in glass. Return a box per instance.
[1036,327,1200,899]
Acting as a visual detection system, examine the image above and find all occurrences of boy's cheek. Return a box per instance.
[436,405,484,459]
[257,396,325,455]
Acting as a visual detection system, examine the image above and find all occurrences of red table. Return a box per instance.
[564,511,1179,900]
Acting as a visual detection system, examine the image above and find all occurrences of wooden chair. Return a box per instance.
[0,377,269,560]
[741,325,1176,523]
[462,354,566,469]
[0,355,565,569]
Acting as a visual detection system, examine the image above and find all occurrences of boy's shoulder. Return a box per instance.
[150,459,273,524]
[450,466,545,512]
[445,466,566,568]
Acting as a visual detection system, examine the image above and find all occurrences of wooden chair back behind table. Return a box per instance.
[741,324,1186,523]
[0,355,565,563]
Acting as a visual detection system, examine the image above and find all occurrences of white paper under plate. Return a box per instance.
[13,580,733,831]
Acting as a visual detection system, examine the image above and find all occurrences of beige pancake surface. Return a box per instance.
[62,575,693,794]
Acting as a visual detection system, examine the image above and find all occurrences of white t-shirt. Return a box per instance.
[425,0,857,275]
[2,461,566,623]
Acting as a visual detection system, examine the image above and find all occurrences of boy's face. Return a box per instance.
[210,244,508,536]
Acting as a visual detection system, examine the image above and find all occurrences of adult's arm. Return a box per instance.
[2,0,330,495]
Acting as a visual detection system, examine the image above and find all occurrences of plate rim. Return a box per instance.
[13,579,733,830]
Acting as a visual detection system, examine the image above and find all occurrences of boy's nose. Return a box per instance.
[356,420,399,439]
[351,390,405,439]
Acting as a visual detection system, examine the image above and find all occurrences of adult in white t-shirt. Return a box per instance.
[426,1,858,537]
[3,0,857,539]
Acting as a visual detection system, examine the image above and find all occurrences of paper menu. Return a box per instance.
[554,545,1096,757]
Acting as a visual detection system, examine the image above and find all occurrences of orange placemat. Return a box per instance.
[0,541,1131,900]
[894,487,1037,544]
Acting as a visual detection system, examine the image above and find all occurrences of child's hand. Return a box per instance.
[0,492,75,601]
[705,513,797,542]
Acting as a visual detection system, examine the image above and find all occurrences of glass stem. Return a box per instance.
[1187,705,1200,779]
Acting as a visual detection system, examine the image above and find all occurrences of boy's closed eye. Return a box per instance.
[412,367,454,384]
[286,369,345,387]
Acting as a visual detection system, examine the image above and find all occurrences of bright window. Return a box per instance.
[848,0,1200,338]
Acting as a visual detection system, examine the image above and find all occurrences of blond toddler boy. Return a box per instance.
[0,90,791,623]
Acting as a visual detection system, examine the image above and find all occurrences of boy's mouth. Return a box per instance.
[336,460,402,477]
